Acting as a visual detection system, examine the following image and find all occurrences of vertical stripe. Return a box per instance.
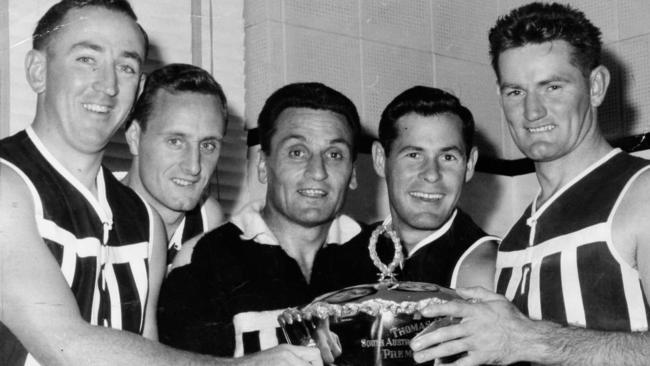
[539,253,566,324]
[505,265,522,300]
[105,264,123,330]
[528,260,542,320]
[191,0,202,66]
[130,260,149,331]
[560,244,585,326]
[60,242,77,286]
[243,331,261,355]
[234,333,244,357]
[623,275,649,331]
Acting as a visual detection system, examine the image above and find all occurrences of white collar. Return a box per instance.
[230,200,361,246]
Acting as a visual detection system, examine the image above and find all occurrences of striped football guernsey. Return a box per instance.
[0,128,153,366]
[496,149,650,331]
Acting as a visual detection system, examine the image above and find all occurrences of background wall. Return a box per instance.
[2,1,649,237]
[242,0,650,237]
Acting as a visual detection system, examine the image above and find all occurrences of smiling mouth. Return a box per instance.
[527,124,555,133]
[298,189,327,198]
[410,192,443,201]
[82,103,111,113]
[172,178,197,187]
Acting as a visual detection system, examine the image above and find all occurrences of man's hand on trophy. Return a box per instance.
[409,287,537,365]
[313,317,342,364]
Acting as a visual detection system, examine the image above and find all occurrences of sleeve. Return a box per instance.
[157,231,236,356]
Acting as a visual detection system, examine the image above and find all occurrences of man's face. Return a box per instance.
[498,41,598,162]
[36,6,145,154]
[258,107,357,228]
[130,91,225,216]
[373,113,476,234]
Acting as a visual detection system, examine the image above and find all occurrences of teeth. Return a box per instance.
[172,178,193,187]
[82,103,110,113]
[410,192,443,200]
[299,189,326,197]
[527,125,555,133]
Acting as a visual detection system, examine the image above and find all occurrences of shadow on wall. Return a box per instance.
[458,128,503,235]
[342,153,384,225]
[600,48,637,140]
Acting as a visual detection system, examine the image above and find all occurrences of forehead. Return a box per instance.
[47,6,145,59]
[146,90,225,135]
[272,107,354,147]
[498,41,581,83]
[393,112,465,149]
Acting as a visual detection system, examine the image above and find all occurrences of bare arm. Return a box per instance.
[203,195,224,231]
[0,165,320,366]
[453,239,498,290]
[410,170,650,366]
[142,205,167,340]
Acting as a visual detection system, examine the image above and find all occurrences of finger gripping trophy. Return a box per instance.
[279,225,464,365]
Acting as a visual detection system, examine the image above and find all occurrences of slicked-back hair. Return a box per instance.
[378,86,475,156]
[33,0,149,57]
[257,82,361,160]
[489,2,602,81]
[126,63,228,132]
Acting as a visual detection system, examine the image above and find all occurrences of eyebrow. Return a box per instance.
[281,134,352,148]
[70,41,143,66]
[500,75,571,91]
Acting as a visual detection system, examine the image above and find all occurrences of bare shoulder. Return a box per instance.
[455,239,499,290]
[170,232,204,270]
[202,195,224,231]
[612,167,650,267]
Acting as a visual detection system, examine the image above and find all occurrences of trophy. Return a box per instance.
[278,225,464,365]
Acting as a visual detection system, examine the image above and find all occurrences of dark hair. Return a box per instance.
[378,86,475,156]
[126,63,228,132]
[33,0,149,57]
[257,82,361,160]
[489,2,602,81]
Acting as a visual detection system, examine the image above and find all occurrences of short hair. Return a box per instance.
[378,86,475,156]
[489,2,602,81]
[33,0,149,57]
[257,82,361,160]
[126,63,228,132]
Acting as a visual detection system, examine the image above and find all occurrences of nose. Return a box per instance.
[92,63,118,96]
[420,158,441,183]
[306,155,327,181]
[180,145,201,176]
[524,92,546,121]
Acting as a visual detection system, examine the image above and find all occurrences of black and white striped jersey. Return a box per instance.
[0,128,154,366]
[496,150,650,332]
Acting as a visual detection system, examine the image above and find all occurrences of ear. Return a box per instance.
[371,141,387,179]
[464,146,479,183]
[257,149,268,184]
[125,121,142,156]
[589,65,610,107]
[25,49,47,93]
[348,166,358,190]
[137,72,147,98]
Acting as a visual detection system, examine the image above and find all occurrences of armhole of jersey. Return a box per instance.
[449,235,501,288]
[0,158,43,217]
[133,191,156,258]
[606,164,650,272]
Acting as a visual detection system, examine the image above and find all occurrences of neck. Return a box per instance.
[390,211,453,254]
[31,122,103,195]
[125,163,184,239]
[261,207,331,283]
[535,135,613,207]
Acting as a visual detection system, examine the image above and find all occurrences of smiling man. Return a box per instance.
[122,63,226,266]
[411,3,650,366]
[157,82,364,358]
[0,1,320,366]
[327,86,498,294]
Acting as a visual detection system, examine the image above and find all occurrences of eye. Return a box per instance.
[547,84,562,92]
[327,150,344,160]
[289,148,306,158]
[441,153,458,162]
[201,141,218,153]
[119,64,137,75]
[77,56,95,65]
[406,152,420,159]
[505,89,523,97]
[167,137,183,149]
